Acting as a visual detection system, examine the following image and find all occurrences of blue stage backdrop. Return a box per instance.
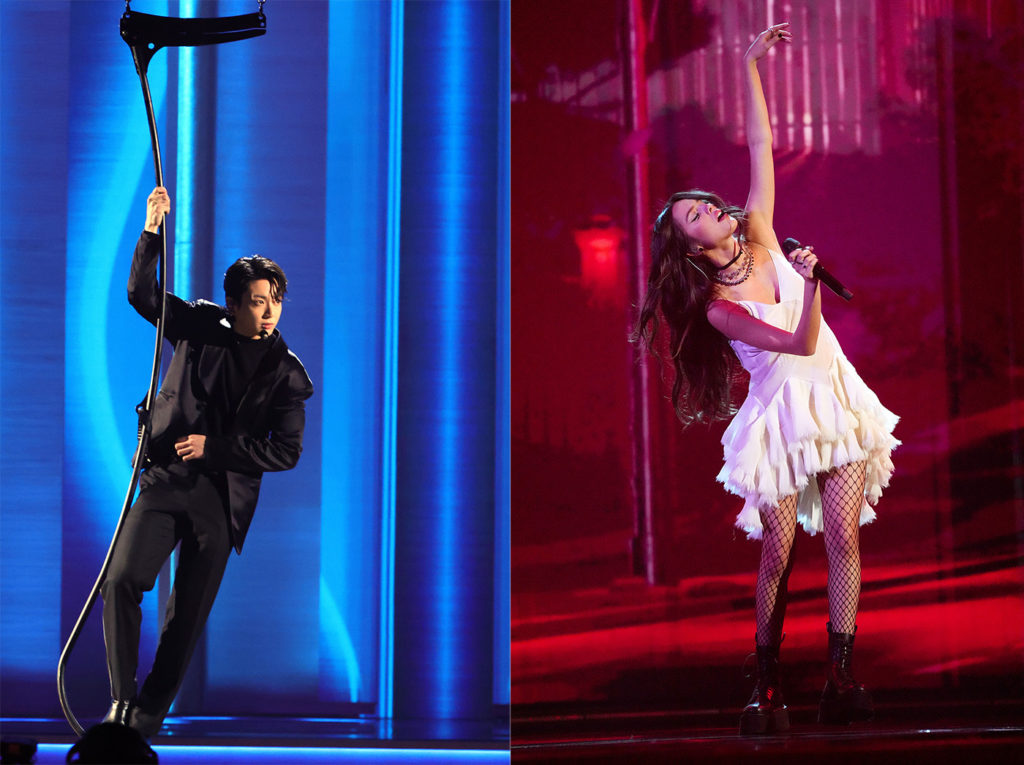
[0,0,510,726]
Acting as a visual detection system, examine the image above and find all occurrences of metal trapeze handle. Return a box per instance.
[120,9,267,74]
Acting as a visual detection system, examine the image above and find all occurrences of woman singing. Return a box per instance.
[634,23,899,734]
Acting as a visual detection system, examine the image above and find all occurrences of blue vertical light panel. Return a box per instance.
[379,0,406,721]
[173,0,197,299]
[494,0,511,709]
[174,0,217,302]
[321,0,391,706]
[394,0,501,721]
[0,0,69,716]
[204,0,327,711]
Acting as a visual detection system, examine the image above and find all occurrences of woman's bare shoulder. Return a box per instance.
[706,296,751,317]
[744,230,782,253]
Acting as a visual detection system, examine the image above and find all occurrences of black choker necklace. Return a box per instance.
[713,240,744,271]
[711,242,754,286]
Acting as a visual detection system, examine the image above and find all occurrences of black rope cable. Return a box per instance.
[57,2,266,736]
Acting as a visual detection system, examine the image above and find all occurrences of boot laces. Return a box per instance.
[831,642,859,688]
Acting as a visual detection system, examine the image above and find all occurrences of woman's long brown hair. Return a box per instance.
[632,190,748,425]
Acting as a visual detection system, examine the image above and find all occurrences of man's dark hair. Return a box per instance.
[223,255,288,304]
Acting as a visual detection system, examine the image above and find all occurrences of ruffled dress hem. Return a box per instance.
[716,355,900,540]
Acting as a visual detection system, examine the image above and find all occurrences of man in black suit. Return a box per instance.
[100,186,314,737]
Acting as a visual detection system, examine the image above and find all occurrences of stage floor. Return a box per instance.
[22,743,509,765]
[511,701,1024,763]
[0,715,509,764]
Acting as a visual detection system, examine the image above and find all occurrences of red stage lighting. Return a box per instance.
[573,215,625,305]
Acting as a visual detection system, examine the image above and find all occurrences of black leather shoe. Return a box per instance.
[101,699,133,726]
[129,705,162,739]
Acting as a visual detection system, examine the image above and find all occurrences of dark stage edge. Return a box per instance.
[22,744,508,765]
[511,700,1024,763]
[1,714,509,750]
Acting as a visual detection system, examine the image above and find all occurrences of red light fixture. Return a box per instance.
[573,215,626,305]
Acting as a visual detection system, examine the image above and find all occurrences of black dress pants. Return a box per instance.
[100,466,232,737]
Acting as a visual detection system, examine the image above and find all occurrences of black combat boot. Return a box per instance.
[739,643,789,735]
[818,622,873,724]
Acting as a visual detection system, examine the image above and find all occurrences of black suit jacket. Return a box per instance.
[128,231,314,553]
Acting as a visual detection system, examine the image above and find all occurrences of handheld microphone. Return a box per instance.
[782,238,853,301]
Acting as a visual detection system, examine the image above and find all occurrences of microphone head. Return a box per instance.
[782,237,802,255]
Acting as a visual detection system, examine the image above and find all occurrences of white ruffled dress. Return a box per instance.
[717,248,900,539]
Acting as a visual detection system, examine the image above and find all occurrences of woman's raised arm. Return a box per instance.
[743,23,791,248]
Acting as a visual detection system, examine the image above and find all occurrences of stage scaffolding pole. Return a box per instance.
[622,0,655,585]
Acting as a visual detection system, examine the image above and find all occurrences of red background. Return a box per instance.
[513,0,1024,714]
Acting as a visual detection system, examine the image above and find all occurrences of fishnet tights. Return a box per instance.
[754,461,867,645]
[755,494,797,647]
[818,461,866,635]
